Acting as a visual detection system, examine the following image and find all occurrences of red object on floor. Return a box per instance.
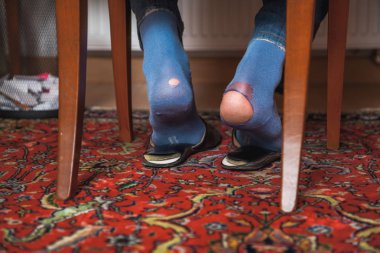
[0,111,379,252]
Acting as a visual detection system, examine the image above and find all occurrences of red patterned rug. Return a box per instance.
[0,111,379,253]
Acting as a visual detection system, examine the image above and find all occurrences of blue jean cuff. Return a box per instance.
[252,31,286,52]
[136,8,184,50]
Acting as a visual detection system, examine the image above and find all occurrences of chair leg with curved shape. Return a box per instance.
[281,0,315,213]
[56,0,88,200]
[4,0,21,75]
[108,0,133,142]
[327,0,349,150]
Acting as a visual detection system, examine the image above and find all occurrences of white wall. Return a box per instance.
[88,0,380,51]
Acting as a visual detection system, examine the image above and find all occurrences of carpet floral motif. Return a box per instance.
[0,111,379,252]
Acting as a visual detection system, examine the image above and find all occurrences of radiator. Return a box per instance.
[88,0,380,51]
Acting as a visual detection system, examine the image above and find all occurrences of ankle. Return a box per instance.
[220,91,254,125]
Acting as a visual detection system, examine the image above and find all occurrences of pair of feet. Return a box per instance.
[140,11,283,170]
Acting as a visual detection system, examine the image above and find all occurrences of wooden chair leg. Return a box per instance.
[55,0,88,200]
[4,0,21,75]
[281,0,316,213]
[327,0,349,150]
[108,0,133,142]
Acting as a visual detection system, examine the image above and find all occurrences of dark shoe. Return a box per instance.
[143,120,221,168]
[221,130,280,171]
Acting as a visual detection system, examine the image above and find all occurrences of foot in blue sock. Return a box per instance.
[220,39,284,151]
[140,11,205,147]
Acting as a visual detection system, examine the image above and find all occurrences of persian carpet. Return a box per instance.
[0,111,379,253]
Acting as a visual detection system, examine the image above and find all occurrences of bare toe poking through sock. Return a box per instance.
[220,90,254,125]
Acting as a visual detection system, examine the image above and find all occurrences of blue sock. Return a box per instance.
[140,11,205,146]
[223,40,284,151]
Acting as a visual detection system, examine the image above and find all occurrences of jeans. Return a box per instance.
[130,0,329,51]
[130,0,184,49]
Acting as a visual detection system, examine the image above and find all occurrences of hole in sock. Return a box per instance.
[221,82,255,125]
[168,78,180,87]
[220,90,254,125]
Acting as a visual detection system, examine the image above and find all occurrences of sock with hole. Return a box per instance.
[140,11,205,146]
[222,39,284,151]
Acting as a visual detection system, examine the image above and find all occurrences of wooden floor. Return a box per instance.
[86,53,380,113]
